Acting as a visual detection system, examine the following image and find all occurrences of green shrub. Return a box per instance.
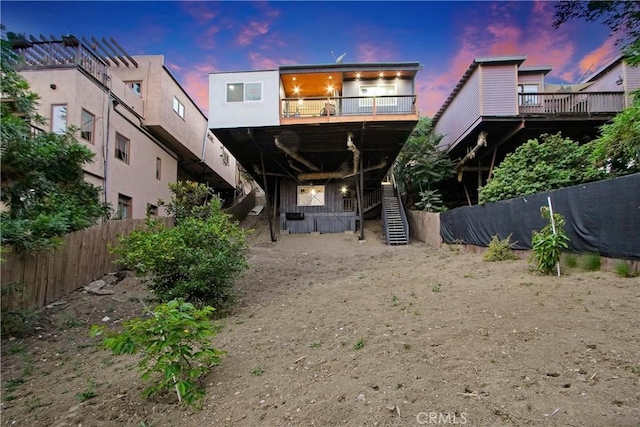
[614,262,638,278]
[92,299,223,408]
[1,281,40,337]
[483,234,518,262]
[583,253,602,271]
[531,207,570,275]
[563,253,578,268]
[112,197,248,308]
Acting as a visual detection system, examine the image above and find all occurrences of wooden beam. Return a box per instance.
[91,36,120,66]
[487,147,498,181]
[82,36,111,66]
[101,37,129,67]
[109,37,138,68]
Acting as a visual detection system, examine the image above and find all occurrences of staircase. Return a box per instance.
[382,182,409,245]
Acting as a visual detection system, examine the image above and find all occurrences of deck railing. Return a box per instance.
[518,92,625,114]
[282,95,417,118]
[13,40,111,87]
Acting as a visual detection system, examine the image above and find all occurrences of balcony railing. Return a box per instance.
[13,40,111,87]
[518,92,625,114]
[282,95,417,118]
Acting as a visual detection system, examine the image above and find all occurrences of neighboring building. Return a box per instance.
[10,34,241,219]
[208,62,422,243]
[432,54,639,206]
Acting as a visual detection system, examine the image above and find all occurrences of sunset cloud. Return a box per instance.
[181,2,218,26]
[247,52,296,70]
[355,42,395,63]
[236,21,270,46]
[578,37,618,79]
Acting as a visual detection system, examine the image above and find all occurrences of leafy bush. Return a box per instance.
[531,207,570,275]
[158,181,216,223]
[589,97,640,177]
[113,197,248,308]
[582,253,602,271]
[92,299,223,407]
[563,253,578,268]
[394,117,454,211]
[1,281,41,337]
[479,133,601,204]
[483,235,518,262]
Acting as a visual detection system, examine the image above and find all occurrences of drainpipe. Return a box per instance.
[103,92,113,212]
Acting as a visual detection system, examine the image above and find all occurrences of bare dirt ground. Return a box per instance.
[2,216,639,427]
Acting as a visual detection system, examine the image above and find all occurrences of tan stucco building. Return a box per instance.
[12,35,240,218]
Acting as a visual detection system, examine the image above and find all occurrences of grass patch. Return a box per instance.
[353,338,365,350]
[615,262,637,278]
[251,366,265,376]
[582,253,602,271]
[431,283,442,293]
[2,340,26,355]
[309,342,321,349]
[483,234,518,262]
[563,253,578,268]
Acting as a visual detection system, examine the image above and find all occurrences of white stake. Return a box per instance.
[547,196,561,277]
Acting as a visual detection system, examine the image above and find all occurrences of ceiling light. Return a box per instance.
[340,186,348,194]
[293,77,296,81]
[329,75,333,79]
[379,72,384,78]
[396,71,401,77]
[356,72,361,79]
[327,85,334,92]
[293,86,300,93]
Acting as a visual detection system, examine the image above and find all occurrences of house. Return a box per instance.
[10,34,242,219]
[432,54,639,206]
[208,62,422,243]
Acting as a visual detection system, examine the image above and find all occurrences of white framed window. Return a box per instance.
[51,104,67,134]
[359,84,397,107]
[173,96,185,119]
[297,185,325,206]
[226,82,262,102]
[80,109,95,143]
[518,84,539,106]
[115,133,130,164]
[126,81,142,97]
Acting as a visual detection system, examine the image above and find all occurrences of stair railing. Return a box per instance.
[390,171,410,244]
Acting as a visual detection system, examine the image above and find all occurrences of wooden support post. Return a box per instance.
[359,141,365,241]
[487,147,498,181]
[463,181,472,206]
[259,144,277,242]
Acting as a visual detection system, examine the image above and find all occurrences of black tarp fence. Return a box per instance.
[440,173,640,260]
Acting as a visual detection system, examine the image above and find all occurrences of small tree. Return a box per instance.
[1,33,109,251]
[92,298,224,408]
[531,207,570,275]
[478,133,601,204]
[394,117,454,211]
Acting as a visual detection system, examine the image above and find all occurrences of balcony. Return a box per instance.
[518,92,625,115]
[280,95,418,124]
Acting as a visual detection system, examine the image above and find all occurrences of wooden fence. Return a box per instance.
[1,217,174,310]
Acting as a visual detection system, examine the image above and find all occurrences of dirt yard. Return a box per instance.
[1,216,639,426]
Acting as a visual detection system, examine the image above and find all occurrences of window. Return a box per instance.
[81,109,94,142]
[115,133,130,164]
[226,82,262,102]
[51,104,67,134]
[359,84,397,107]
[518,84,539,106]
[221,147,229,166]
[117,194,132,219]
[297,185,325,206]
[173,97,185,119]
[156,157,161,180]
[147,203,158,216]
[126,81,142,97]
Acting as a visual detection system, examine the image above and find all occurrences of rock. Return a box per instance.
[85,280,114,295]
[357,393,366,402]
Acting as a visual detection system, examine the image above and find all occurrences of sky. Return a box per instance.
[1,1,620,116]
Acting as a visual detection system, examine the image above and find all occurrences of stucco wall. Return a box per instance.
[406,210,441,248]
[208,70,281,128]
